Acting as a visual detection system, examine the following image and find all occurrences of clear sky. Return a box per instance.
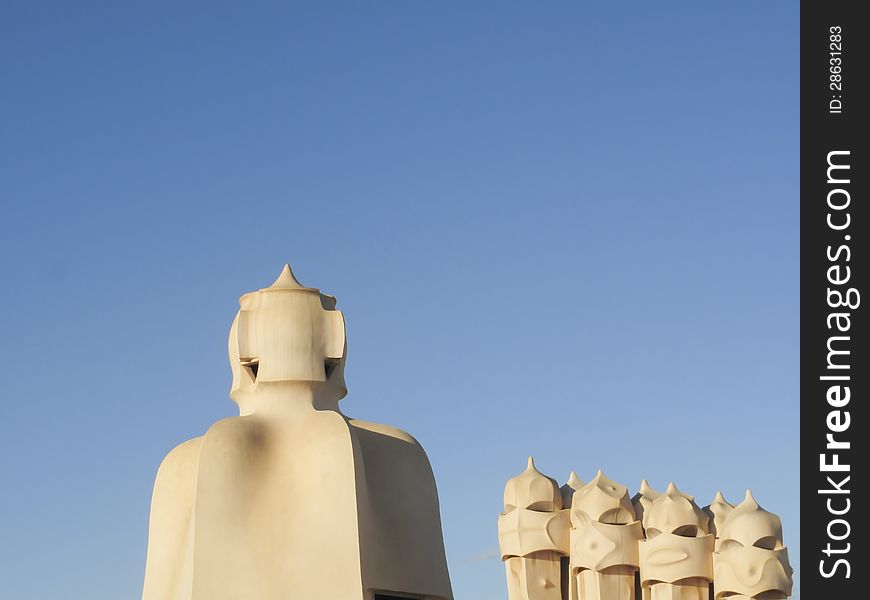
[0,2,799,598]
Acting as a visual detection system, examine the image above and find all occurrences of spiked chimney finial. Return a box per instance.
[632,479,661,526]
[560,471,585,508]
[742,489,759,508]
[704,490,734,537]
[567,471,583,489]
[270,264,305,289]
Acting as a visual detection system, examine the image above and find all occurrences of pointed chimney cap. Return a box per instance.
[742,489,760,508]
[266,264,318,292]
[567,471,583,489]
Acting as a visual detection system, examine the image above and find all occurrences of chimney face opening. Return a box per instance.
[324,357,339,379]
[240,358,259,382]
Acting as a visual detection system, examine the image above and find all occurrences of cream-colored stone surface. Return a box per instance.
[499,458,570,600]
[639,483,713,600]
[561,472,584,509]
[712,491,793,600]
[142,265,452,600]
[703,491,734,541]
[569,471,642,600]
[632,480,660,532]
[500,473,793,600]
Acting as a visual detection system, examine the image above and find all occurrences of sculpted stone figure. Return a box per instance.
[638,483,714,600]
[498,458,571,600]
[500,475,793,600]
[569,471,643,600]
[712,491,793,600]
[142,265,453,600]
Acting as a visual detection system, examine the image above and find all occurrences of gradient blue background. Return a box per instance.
[0,2,799,598]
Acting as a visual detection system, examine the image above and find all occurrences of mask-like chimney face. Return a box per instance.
[713,491,793,599]
[643,483,710,539]
[569,470,642,583]
[717,491,783,551]
[571,470,635,527]
[638,482,715,590]
[229,265,346,404]
[498,458,569,600]
[503,457,562,513]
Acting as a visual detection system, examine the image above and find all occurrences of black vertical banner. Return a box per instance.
[801,2,867,597]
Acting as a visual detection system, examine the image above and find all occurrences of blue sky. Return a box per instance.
[0,2,798,598]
